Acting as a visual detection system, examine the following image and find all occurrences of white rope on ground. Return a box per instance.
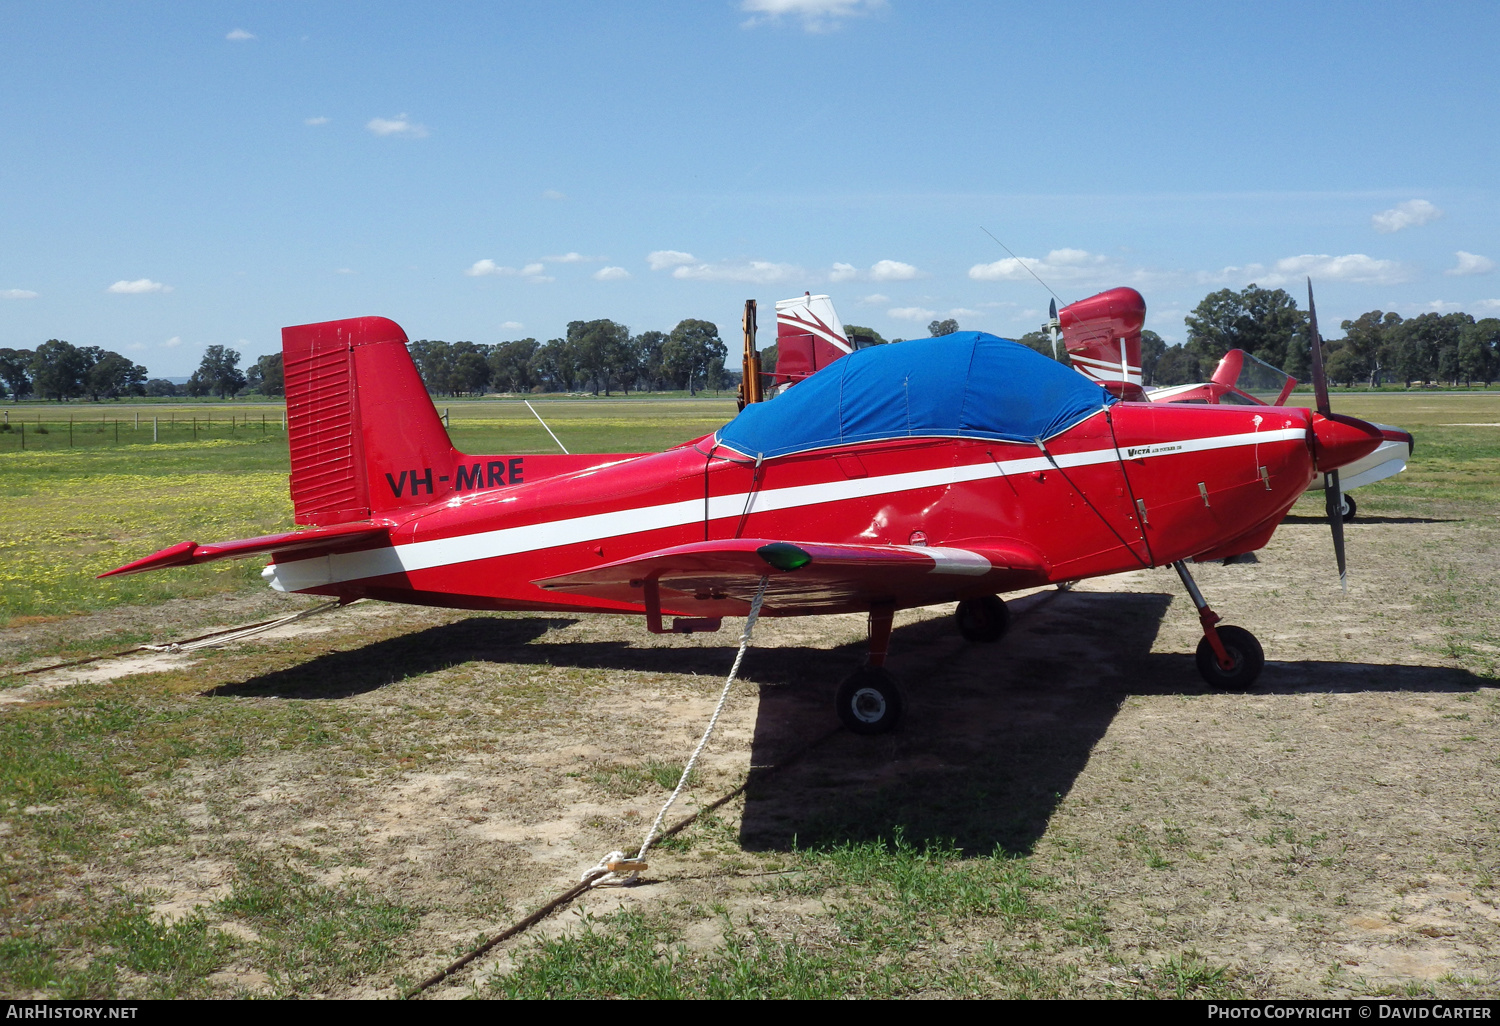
[139,599,346,653]
[12,600,352,679]
[584,575,771,888]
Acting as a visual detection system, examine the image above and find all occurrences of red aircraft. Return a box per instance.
[104,296,1383,733]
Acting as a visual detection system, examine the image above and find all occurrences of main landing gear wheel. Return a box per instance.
[1195,625,1264,691]
[956,595,1009,643]
[836,667,904,735]
[1339,493,1357,522]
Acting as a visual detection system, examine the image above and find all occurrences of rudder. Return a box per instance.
[282,316,455,526]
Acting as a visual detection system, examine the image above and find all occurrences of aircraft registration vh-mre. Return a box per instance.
[104,283,1384,734]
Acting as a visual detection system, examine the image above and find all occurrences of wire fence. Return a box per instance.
[0,407,288,452]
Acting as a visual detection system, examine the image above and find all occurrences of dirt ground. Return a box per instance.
[3,505,1497,998]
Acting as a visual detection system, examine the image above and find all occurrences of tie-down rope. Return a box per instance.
[582,574,771,888]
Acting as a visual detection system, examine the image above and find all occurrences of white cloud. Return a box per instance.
[830,259,924,282]
[673,260,801,284]
[947,307,982,319]
[861,293,890,304]
[1476,299,1500,311]
[304,116,329,126]
[1372,199,1442,234]
[543,252,602,263]
[367,114,427,138]
[465,259,549,280]
[740,0,886,32]
[648,250,696,271]
[1446,251,1495,277]
[335,267,355,275]
[500,321,525,331]
[542,189,566,201]
[969,247,1110,283]
[226,28,256,41]
[593,266,631,281]
[1,289,37,300]
[107,279,170,294]
[1214,253,1410,287]
[466,259,516,277]
[869,259,922,281]
[1423,299,1463,312]
[888,306,937,321]
[162,336,183,348]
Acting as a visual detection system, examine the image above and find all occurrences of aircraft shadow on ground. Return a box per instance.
[202,616,578,699]
[203,591,1492,858]
[737,589,1494,859]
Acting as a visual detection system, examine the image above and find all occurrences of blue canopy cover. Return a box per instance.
[716,331,1115,459]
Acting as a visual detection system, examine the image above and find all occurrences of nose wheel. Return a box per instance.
[836,603,905,734]
[1174,560,1264,690]
[836,666,904,734]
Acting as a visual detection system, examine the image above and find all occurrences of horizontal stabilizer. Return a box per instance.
[99,521,393,578]
[534,538,1049,616]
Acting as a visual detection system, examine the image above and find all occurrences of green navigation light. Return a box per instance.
[757,542,812,572]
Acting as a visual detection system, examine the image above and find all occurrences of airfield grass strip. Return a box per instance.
[403,726,842,998]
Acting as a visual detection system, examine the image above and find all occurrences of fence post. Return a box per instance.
[153,417,158,442]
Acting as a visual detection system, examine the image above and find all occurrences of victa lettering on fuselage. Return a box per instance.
[386,458,525,499]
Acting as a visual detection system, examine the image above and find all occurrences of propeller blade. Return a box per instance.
[1323,469,1347,592]
[1307,278,1331,417]
[1048,297,1061,360]
[1309,279,1346,590]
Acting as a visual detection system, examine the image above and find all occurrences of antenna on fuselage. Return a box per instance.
[979,226,1063,307]
[524,400,569,454]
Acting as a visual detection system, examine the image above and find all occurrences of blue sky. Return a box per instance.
[2,0,1497,376]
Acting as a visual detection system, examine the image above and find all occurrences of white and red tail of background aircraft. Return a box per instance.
[1057,286,1413,523]
[770,292,855,388]
[106,301,1385,733]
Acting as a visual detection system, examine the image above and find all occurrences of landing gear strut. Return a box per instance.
[1173,560,1264,690]
[836,603,904,734]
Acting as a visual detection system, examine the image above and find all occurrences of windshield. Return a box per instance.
[1232,351,1295,402]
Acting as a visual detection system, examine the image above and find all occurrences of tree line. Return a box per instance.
[409,318,729,396]
[0,340,285,401]
[4,290,1497,402]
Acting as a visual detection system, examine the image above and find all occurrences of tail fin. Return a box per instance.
[772,293,852,387]
[1059,286,1149,401]
[283,316,455,526]
[1210,349,1245,389]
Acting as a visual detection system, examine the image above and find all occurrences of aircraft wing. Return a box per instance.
[533,538,1049,616]
[99,521,393,578]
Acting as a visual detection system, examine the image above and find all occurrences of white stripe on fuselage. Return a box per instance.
[264,426,1307,591]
